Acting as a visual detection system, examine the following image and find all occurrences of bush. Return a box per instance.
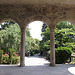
[2,53,9,64]
[13,52,18,57]
[0,48,20,64]
[11,52,19,64]
[33,50,39,54]
[0,50,3,64]
[55,47,72,64]
[46,47,72,64]
[11,57,19,64]
[30,50,34,56]
[8,48,13,64]
[46,50,50,61]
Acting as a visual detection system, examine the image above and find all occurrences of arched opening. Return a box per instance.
[25,21,50,66]
[55,21,75,64]
[0,20,21,65]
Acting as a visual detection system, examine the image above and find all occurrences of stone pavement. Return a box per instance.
[0,54,75,75]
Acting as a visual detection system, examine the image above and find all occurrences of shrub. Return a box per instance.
[11,57,19,64]
[30,50,34,56]
[55,47,72,64]
[33,50,39,54]
[46,50,50,61]
[0,48,19,64]
[2,53,19,64]
[0,50,3,64]
[8,48,13,64]
[46,47,72,64]
[11,52,19,64]
[13,52,18,57]
[2,53,9,64]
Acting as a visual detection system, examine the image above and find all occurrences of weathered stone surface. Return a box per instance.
[0,5,75,28]
[0,0,75,7]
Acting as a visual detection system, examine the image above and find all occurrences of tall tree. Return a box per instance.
[0,21,15,30]
[0,21,40,55]
[40,21,75,55]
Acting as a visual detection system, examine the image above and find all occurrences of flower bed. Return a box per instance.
[0,49,19,64]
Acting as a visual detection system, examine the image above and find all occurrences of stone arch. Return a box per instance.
[24,14,51,27]
[54,16,75,26]
[0,17,22,29]
[0,17,22,66]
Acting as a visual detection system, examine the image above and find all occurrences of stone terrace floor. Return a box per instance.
[0,54,75,75]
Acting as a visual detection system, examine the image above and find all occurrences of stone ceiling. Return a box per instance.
[0,0,75,7]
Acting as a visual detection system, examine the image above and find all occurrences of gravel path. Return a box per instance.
[25,53,50,66]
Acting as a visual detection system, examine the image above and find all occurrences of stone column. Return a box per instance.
[50,30,55,66]
[20,27,25,67]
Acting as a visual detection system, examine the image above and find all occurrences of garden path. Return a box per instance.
[25,53,50,66]
[0,53,75,75]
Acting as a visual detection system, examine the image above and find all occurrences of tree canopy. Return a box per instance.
[0,21,40,55]
[40,21,75,55]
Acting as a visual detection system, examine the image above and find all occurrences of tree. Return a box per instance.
[40,21,75,55]
[0,21,15,30]
[0,23,21,53]
[55,22,75,48]
[0,21,40,56]
[39,23,50,55]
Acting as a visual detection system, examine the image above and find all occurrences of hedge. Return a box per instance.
[46,47,72,64]
[55,47,72,64]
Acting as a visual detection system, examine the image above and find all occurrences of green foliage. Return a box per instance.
[25,27,30,36]
[30,50,34,56]
[25,35,40,56]
[56,21,75,30]
[55,28,75,47]
[55,21,75,48]
[0,23,21,53]
[63,43,75,50]
[0,21,40,57]
[41,23,47,32]
[3,53,9,64]
[46,47,72,64]
[0,21,15,30]
[40,23,50,55]
[46,50,50,60]
[0,50,3,64]
[11,57,19,64]
[41,27,50,41]
[2,50,19,64]
[0,21,40,64]
[8,48,13,64]
[40,21,75,56]
[55,47,72,64]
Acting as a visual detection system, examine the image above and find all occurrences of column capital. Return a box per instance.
[49,26,55,32]
[48,23,56,32]
[21,27,26,33]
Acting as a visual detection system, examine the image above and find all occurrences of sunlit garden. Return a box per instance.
[0,21,75,65]
[0,21,40,65]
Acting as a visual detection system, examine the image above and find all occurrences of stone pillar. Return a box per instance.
[20,27,25,67]
[50,30,55,66]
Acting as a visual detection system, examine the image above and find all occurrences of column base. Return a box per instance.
[19,64,25,67]
[50,63,55,67]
